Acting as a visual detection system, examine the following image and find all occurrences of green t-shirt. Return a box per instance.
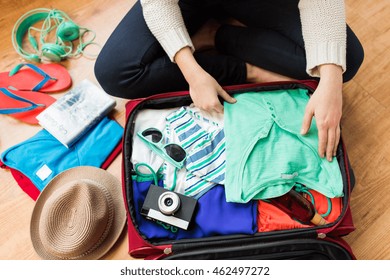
[224,88,343,203]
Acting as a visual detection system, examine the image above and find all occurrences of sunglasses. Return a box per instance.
[137,128,187,169]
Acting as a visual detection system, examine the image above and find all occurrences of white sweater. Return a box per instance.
[140,0,346,77]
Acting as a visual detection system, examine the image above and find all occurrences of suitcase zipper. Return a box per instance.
[165,238,353,260]
[317,232,326,239]
[164,247,172,254]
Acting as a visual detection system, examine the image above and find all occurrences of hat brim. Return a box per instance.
[30,166,126,260]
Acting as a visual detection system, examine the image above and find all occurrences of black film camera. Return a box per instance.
[141,184,197,230]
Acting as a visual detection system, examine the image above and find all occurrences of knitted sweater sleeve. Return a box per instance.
[298,0,347,77]
[140,0,194,62]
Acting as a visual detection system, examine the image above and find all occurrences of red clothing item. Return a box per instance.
[258,190,342,232]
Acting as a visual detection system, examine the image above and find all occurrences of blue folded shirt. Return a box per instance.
[1,117,123,197]
[132,178,257,240]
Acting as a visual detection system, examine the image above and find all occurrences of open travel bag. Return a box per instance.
[121,80,356,260]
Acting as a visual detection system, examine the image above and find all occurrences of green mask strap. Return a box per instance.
[294,183,332,218]
[134,162,159,186]
[134,162,177,191]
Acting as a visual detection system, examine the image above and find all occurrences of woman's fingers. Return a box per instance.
[217,87,236,104]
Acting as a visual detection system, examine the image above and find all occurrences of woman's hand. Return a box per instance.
[301,64,343,161]
[188,70,236,113]
[175,47,236,113]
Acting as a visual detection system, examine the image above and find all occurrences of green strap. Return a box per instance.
[294,183,332,218]
[134,163,159,185]
[134,162,177,193]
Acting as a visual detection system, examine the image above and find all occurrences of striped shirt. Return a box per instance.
[164,107,225,198]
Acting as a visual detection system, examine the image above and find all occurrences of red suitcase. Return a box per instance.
[121,80,356,260]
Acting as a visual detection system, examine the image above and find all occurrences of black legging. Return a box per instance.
[94,0,364,99]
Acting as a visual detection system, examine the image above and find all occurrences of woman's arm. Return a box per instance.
[298,0,346,161]
[140,0,235,112]
[298,0,346,76]
[175,47,236,113]
[140,0,194,61]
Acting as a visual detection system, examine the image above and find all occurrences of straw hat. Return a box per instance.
[30,166,126,260]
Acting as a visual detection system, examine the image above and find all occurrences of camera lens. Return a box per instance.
[164,197,173,207]
[158,191,181,215]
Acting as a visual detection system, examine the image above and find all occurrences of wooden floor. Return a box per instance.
[0,0,389,260]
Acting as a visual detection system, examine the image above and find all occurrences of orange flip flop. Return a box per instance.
[0,63,72,93]
[0,87,56,124]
